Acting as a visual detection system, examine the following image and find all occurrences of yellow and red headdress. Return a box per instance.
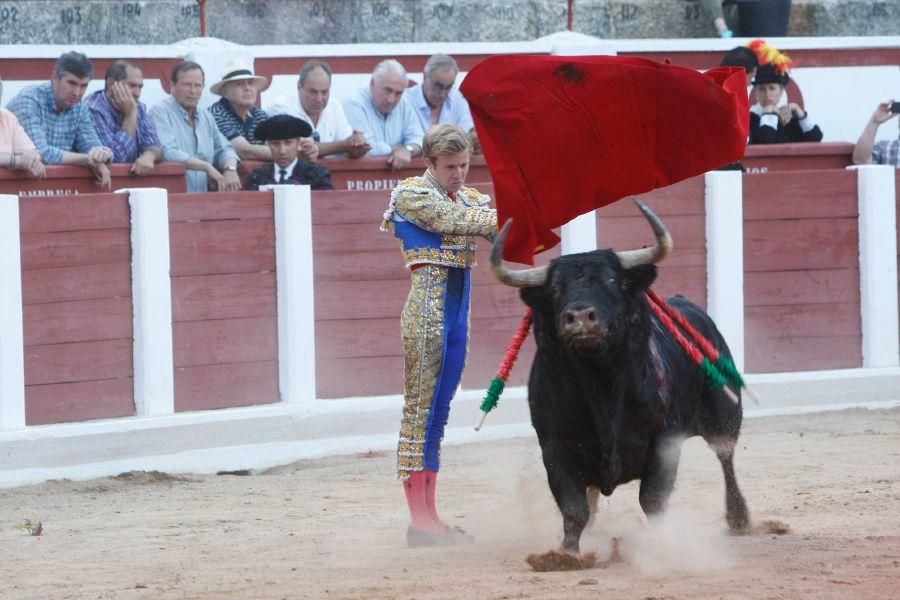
[748,39,794,86]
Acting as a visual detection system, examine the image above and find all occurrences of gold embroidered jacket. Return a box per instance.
[381,174,498,269]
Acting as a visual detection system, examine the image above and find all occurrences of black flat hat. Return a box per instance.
[255,114,313,141]
[752,63,790,87]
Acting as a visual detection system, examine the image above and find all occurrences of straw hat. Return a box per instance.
[210,58,267,96]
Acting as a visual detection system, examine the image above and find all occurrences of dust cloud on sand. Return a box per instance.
[1,407,898,599]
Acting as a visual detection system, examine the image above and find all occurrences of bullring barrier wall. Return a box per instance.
[1,165,898,429]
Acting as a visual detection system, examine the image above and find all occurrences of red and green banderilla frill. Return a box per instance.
[475,292,759,429]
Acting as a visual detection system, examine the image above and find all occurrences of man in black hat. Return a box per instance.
[243,114,334,190]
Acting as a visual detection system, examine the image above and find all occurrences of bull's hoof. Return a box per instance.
[526,550,597,572]
[406,526,474,548]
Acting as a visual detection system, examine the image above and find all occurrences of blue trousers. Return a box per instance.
[397,265,471,476]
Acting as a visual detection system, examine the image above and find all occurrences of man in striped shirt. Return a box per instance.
[86,60,162,175]
[7,51,112,187]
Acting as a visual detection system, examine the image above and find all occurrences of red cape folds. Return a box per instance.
[460,55,749,264]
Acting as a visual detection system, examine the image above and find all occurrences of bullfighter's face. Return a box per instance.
[425,149,470,194]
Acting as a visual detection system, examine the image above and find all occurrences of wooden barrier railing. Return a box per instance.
[309,184,537,398]
[743,169,862,373]
[0,162,187,197]
[238,154,492,191]
[168,191,280,412]
[20,193,135,426]
[742,142,853,174]
[0,57,181,93]
[9,165,893,423]
[595,175,708,308]
[0,143,849,203]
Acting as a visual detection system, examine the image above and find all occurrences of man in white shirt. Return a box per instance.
[404,53,479,152]
[344,59,424,170]
[267,60,369,159]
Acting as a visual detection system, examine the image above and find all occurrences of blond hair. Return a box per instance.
[422,124,472,161]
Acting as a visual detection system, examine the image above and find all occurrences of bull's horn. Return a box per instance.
[490,219,549,288]
[614,199,673,269]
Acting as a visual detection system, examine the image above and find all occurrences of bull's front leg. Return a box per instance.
[542,441,589,554]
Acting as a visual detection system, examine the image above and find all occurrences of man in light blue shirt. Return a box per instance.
[404,54,477,149]
[343,59,424,171]
[150,61,240,193]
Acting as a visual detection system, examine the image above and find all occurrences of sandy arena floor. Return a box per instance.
[1,407,898,599]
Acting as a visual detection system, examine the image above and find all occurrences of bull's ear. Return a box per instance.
[622,264,657,294]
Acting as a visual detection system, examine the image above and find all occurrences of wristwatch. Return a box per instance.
[404,143,416,155]
[225,165,238,172]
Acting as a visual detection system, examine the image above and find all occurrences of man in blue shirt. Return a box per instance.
[7,51,112,187]
[343,59,424,171]
[404,54,479,152]
[150,61,240,193]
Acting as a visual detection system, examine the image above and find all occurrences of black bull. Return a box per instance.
[491,201,750,553]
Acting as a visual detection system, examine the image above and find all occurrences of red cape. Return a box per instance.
[460,55,749,264]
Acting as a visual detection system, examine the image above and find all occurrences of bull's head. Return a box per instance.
[491,199,672,353]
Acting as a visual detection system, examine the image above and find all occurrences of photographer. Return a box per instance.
[852,100,899,167]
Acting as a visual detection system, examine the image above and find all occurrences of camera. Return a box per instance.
[891,101,900,114]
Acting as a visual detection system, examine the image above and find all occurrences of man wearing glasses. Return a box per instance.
[405,54,479,152]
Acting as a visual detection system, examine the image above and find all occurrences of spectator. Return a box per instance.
[267,60,369,159]
[701,0,739,38]
[852,101,899,166]
[404,53,479,152]
[7,51,111,187]
[150,61,240,193]
[720,45,758,85]
[747,41,822,144]
[208,59,290,162]
[0,75,45,179]
[85,59,162,175]
[343,59,424,170]
[242,115,333,191]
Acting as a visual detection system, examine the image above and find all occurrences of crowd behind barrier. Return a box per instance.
[0,36,897,194]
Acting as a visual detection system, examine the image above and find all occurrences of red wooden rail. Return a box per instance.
[742,142,853,174]
[11,166,876,422]
[743,168,862,373]
[310,184,550,398]
[19,193,135,426]
[238,154,492,191]
[595,176,708,309]
[1,162,187,197]
[168,191,280,412]
[0,57,182,93]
